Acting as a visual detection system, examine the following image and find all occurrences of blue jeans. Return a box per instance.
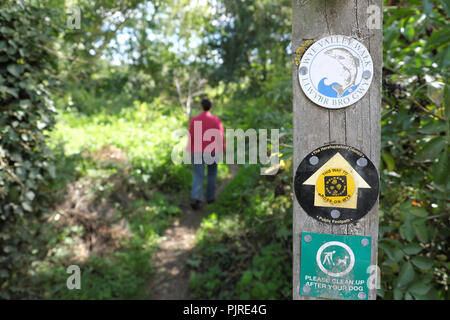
[191,153,218,202]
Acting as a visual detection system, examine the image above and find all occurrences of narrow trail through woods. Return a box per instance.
[148,164,239,300]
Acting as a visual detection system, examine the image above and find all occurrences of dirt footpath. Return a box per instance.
[148,164,239,300]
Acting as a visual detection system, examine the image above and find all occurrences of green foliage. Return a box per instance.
[0,1,59,299]
[35,242,153,300]
[128,195,182,241]
[50,100,192,191]
[190,0,449,301]
[57,0,148,83]
[206,0,291,85]
[189,165,292,300]
[57,64,161,116]
[30,104,188,299]
[2,0,448,301]
[378,0,449,300]
[188,3,294,297]
[236,243,290,299]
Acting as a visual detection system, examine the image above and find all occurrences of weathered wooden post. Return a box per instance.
[292,0,383,300]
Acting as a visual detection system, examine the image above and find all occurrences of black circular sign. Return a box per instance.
[294,144,379,224]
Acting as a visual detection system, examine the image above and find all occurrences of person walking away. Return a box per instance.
[188,98,225,210]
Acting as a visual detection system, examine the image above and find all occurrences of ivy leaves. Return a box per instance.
[6,64,24,78]
[0,2,59,298]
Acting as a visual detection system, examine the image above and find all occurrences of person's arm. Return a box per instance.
[188,118,194,152]
[218,119,226,153]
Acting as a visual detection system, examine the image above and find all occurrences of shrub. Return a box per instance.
[0,1,59,298]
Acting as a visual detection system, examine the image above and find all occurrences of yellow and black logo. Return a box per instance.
[315,168,355,205]
[325,176,347,197]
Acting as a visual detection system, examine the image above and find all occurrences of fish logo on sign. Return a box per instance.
[319,48,360,98]
[298,35,373,109]
[294,144,379,224]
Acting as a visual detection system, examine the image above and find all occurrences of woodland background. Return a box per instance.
[0,0,448,299]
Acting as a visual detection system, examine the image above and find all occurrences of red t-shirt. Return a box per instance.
[188,111,225,153]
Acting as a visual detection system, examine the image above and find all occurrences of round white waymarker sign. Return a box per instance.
[298,35,373,109]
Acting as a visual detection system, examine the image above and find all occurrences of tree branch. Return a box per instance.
[407,96,445,121]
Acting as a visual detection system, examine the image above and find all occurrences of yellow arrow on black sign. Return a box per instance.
[294,144,379,224]
[303,152,371,209]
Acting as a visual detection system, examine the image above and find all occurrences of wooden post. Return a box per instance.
[292,0,383,300]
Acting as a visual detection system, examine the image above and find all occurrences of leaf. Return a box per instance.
[437,254,447,261]
[409,207,428,218]
[379,242,393,259]
[384,27,400,50]
[393,288,404,300]
[415,137,446,162]
[37,120,47,129]
[0,269,9,278]
[19,99,30,109]
[3,245,14,253]
[403,243,423,255]
[0,85,18,98]
[433,151,449,185]
[404,25,415,42]
[380,240,405,263]
[423,0,433,16]
[382,238,403,248]
[240,270,252,284]
[404,292,414,300]
[419,120,446,134]
[441,0,450,16]
[21,202,32,212]
[397,262,415,288]
[422,288,441,300]
[47,163,56,179]
[408,281,431,296]
[399,221,416,242]
[427,81,445,106]
[25,191,35,201]
[21,133,29,141]
[391,248,405,262]
[427,28,450,48]
[411,256,433,270]
[7,64,23,78]
[381,152,396,171]
[413,219,429,243]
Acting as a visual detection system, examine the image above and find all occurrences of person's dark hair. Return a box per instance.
[201,98,212,111]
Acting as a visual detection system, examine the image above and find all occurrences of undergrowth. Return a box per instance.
[31,101,194,299]
[189,164,293,299]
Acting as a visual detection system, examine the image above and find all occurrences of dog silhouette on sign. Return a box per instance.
[336,256,349,267]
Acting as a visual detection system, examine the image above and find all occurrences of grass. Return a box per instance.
[33,100,198,299]
[189,164,293,300]
[34,97,284,300]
